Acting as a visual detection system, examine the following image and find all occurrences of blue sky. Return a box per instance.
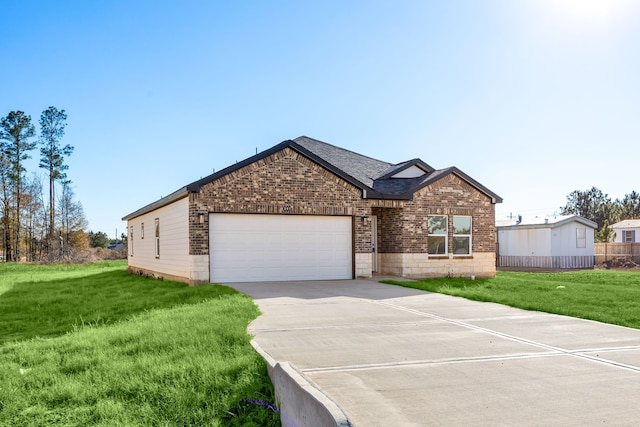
[2,0,640,237]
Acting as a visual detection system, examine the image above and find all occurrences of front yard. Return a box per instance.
[384,269,640,329]
[0,261,279,426]
[3,262,639,425]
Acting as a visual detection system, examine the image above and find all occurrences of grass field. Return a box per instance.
[0,261,279,426]
[383,269,640,329]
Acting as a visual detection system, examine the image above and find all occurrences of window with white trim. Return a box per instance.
[576,227,586,248]
[428,215,448,255]
[155,218,160,258]
[129,226,133,256]
[453,216,472,255]
[624,230,635,243]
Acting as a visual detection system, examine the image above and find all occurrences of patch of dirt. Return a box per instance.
[596,257,640,270]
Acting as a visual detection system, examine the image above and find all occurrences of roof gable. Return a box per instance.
[290,138,502,202]
[392,165,427,178]
[496,215,597,230]
[123,135,503,220]
[376,159,434,180]
[612,219,640,229]
[407,167,503,204]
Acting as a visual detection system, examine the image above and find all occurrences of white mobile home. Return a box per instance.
[611,219,640,243]
[497,215,597,269]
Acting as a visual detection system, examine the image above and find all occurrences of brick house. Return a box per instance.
[122,136,502,284]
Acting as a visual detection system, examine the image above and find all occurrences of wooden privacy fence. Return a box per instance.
[594,243,640,264]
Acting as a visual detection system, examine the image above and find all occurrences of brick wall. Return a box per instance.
[418,174,496,254]
[189,147,372,255]
[373,207,404,253]
[373,173,495,254]
[186,147,497,279]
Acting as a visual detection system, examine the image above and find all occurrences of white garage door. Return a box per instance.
[209,214,353,283]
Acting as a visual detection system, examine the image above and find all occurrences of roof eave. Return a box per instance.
[362,191,413,201]
[554,216,598,229]
[402,167,503,204]
[611,220,640,229]
[497,217,598,230]
[122,186,189,221]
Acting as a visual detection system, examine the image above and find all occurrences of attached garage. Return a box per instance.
[123,136,502,285]
[209,214,353,282]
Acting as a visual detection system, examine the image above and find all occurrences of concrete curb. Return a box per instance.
[251,340,352,427]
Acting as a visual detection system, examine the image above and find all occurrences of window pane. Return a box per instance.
[428,236,446,254]
[576,228,586,248]
[453,236,470,255]
[155,218,160,257]
[453,216,471,234]
[625,230,635,243]
[428,216,447,234]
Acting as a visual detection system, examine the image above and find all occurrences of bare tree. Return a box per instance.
[58,183,88,258]
[0,150,11,261]
[22,175,46,261]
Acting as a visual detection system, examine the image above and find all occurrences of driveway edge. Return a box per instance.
[251,340,352,427]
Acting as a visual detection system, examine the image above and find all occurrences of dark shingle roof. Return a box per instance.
[123,135,502,220]
[184,136,503,202]
[292,136,392,188]
[290,136,501,202]
[372,177,425,195]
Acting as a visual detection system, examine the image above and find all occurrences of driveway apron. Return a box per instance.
[229,279,640,426]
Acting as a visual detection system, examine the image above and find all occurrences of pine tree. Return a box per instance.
[39,106,73,252]
[0,111,36,260]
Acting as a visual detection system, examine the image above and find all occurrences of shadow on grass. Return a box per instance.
[0,269,237,345]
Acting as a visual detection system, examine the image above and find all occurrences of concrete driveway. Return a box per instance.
[229,278,640,426]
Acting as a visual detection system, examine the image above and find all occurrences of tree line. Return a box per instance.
[560,187,640,242]
[0,107,89,262]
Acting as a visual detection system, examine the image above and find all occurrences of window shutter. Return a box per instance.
[632,230,636,243]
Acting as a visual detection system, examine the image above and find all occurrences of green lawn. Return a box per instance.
[0,261,279,426]
[383,269,640,329]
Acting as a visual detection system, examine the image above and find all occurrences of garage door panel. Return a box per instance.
[314,255,350,265]
[211,252,259,268]
[213,232,258,247]
[210,214,353,282]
